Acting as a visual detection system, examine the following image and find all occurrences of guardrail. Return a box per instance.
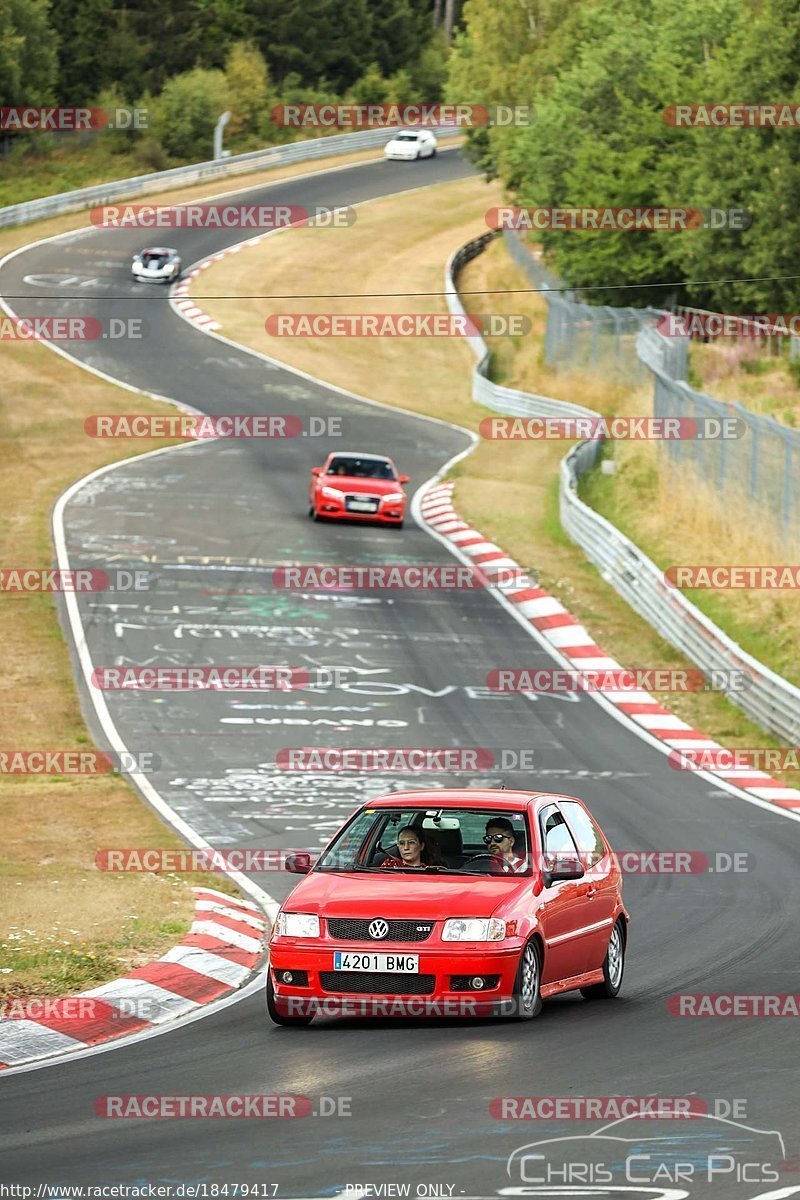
[447,232,800,744]
[0,126,461,229]
[445,234,597,423]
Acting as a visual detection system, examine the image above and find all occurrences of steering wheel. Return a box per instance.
[462,852,500,874]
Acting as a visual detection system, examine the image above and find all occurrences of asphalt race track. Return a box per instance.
[1,148,798,1199]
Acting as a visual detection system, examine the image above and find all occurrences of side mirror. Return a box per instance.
[542,852,584,885]
[311,467,322,476]
[398,474,410,484]
[284,852,312,875]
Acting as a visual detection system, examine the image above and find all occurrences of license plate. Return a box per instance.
[347,499,378,512]
[334,951,419,972]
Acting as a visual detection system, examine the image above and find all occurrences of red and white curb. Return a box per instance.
[171,255,230,330]
[419,481,800,813]
[171,229,294,332]
[0,887,267,1068]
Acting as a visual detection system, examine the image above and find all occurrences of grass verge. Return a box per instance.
[193,177,799,783]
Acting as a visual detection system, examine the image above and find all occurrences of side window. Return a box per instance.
[562,802,605,868]
[539,804,579,858]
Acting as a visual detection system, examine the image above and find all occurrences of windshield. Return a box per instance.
[326,456,397,480]
[394,134,419,142]
[142,251,169,265]
[315,807,532,876]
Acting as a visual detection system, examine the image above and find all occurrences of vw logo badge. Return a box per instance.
[368,918,389,939]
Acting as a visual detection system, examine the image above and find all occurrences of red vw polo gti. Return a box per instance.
[267,789,629,1025]
[308,451,409,527]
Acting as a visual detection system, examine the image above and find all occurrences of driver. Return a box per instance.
[484,817,527,874]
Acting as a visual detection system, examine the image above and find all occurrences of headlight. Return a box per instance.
[442,918,506,941]
[321,486,344,500]
[276,912,320,938]
[381,492,405,503]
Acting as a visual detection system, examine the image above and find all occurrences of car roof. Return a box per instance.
[362,789,575,812]
[326,451,393,462]
[142,246,177,254]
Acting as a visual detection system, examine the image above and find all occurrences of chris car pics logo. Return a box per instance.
[505,1112,788,1192]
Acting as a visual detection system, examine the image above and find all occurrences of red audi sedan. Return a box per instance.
[267,789,629,1025]
[308,451,409,527]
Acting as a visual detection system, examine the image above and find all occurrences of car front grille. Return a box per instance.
[320,972,435,995]
[344,494,380,512]
[326,918,434,942]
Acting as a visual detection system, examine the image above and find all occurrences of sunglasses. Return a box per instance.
[483,832,513,845]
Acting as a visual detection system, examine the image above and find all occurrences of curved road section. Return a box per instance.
[0,150,798,1199]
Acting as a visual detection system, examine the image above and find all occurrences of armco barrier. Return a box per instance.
[444,234,597,423]
[447,233,800,744]
[0,127,461,229]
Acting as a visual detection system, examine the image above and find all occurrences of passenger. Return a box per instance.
[380,826,442,869]
[484,817,527,873]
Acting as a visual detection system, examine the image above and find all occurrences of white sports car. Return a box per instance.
[131,247,182,283]
[384,130,438,161]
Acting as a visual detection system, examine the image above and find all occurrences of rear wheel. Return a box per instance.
[266,973,314,1027]
[581,918,625,999]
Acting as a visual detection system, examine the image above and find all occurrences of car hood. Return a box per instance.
[284,870,520,917]
[321,475,401,495]
[386,139,418,149]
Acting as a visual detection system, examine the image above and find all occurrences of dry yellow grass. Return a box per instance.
[0,301,240,1004]
[194,182,798,781]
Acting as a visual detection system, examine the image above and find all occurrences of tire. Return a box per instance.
[430,147,437,158]
[266,973,313,1027]
[581,918,625,999]
[504,939,542,1020]
[307,503,315,518]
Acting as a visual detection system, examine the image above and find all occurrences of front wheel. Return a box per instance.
[581,918,625,999]
[267,973,314,1026]
[507,939,542,1020]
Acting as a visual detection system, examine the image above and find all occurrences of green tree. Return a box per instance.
[0,0,57,105]
[225,41,269,135]
[245,0,375,90]
[153,67,229,160]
